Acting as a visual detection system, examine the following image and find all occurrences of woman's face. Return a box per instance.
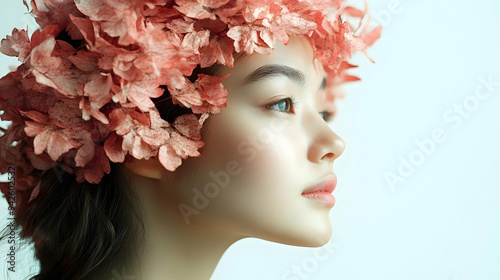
[165,36,345,247]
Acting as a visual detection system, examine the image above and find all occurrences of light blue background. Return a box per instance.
[1,1,499,279]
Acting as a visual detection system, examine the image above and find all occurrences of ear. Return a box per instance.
[123,156,163,180]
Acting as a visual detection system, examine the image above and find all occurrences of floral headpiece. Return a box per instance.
[0,0,381,216]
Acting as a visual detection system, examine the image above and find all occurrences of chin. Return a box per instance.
[299,228,333,247]
[270,222,333,248]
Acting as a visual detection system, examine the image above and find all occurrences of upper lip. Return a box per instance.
[302,174,337,194]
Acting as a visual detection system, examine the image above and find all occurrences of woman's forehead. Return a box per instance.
[218,36,324,87]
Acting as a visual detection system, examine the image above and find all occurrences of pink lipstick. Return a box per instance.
[301,174,337,207]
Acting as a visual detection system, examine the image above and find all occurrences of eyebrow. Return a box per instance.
[241,64,326,92]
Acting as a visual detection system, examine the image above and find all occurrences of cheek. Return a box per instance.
[192,108,305,209]
[200,111,287,171]
[226,132,301,203]
[196,118,300,200]
[240,137,289,176]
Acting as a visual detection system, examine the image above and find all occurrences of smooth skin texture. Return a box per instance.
[121,35,346,280]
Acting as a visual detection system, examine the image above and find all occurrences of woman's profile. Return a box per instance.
[0,0,381,279]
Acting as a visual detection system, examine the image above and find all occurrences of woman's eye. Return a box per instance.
[319,111,334,121]
[266,97,296,114]
[265,97,334,122]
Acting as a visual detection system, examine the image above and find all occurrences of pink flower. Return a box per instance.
[199,32,235,67]
[191,73,231,114]
[81,73,113,124]
[75,145,111,184]
[22,110,81,162]
[30,0,85,39]
[30,38,85,97]
[174,0,232,20]
[0,28,30,62]
[158,130,204,171]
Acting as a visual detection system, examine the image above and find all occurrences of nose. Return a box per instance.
[306,114,346,165]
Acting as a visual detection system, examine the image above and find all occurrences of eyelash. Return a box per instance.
[264,95,333,121]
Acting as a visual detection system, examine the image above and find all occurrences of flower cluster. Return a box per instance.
[0,0,381,216]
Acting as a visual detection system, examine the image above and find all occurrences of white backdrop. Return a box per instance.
[1,1,499,279]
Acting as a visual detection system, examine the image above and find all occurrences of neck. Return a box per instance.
[126,173,245,280]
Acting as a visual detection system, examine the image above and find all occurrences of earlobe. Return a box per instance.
[123,156,163,180]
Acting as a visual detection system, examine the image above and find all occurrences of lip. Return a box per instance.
[301,174,337,207]
[302,174,337,194]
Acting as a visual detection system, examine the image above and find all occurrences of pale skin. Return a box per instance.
[119,36,346,280]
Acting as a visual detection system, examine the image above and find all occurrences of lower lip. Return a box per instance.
[301,192,335,207]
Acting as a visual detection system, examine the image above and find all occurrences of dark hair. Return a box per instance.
[0,54,243,279]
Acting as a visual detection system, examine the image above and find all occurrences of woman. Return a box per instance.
[0,0,381,279]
